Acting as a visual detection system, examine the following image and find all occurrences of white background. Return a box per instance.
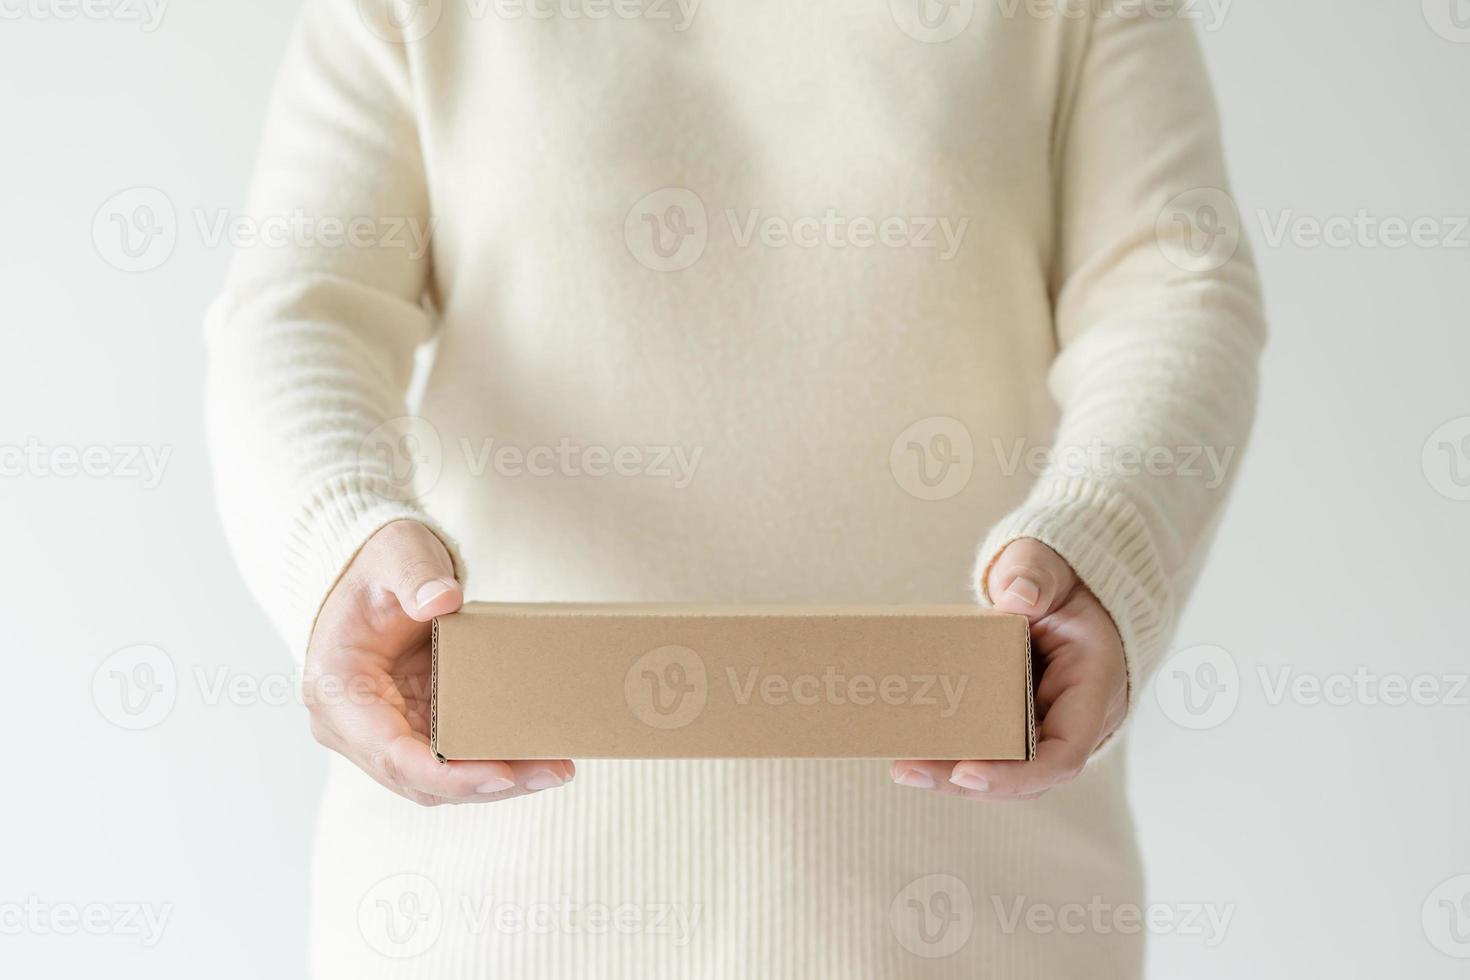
[2,1,1467,976]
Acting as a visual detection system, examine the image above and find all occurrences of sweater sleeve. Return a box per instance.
[204,0,461,657]
[974,9,1266,718]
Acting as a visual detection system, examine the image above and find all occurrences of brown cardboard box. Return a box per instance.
[432,603,1034,761]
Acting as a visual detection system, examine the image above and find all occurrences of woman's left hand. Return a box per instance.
[891,538,1128,801]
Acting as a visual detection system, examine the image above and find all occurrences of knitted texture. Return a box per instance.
[205,2,1263,975]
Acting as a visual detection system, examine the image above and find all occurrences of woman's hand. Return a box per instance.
[303,519,575,806]
[891,538,1127,801]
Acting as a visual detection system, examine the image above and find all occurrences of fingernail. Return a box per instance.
[894,769,935,790]
[950,769,989,792]
[1004,576,1041,608]
[475,778,514,794]
[415,579,456,609]
[525,769,565,791]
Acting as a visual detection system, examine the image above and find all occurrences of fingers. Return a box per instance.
[370,735,576,807]
[947,736,1091,800]
[377,750,576,807]
[893,662,1111,801]
[383,741,576,805]
[500,759,578,794]
[983,537,1077,622]
[894,541,1125,804]
[893,741,1090,802]
[315,684,576,807]
[361,758,578,808]
[360,519,464,623]
[378,730,511,799]
[962,676,1103,797]
[891,760,977,798]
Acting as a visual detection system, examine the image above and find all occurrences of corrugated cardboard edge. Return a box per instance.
[1023,621,1036,760]
[431,617,444,762]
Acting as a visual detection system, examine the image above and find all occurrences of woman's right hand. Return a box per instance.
[303,519,575,806]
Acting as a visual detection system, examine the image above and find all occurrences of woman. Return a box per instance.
[206,0,1262,975]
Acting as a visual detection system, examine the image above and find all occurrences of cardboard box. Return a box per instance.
[432,603,1034,761]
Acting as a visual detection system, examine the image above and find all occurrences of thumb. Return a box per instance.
[365,520,464,623]
[983,537,1077,622]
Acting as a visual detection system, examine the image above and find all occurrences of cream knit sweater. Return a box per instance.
[205,1,1263,976]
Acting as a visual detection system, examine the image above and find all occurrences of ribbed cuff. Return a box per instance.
[973,476,1174,735]
[278,474,465,660]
